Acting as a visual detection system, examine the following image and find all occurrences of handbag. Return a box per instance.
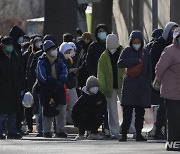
[125,50,144,78]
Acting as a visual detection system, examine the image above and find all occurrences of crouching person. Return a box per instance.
[72,76,107,140]
[36,40,68,138]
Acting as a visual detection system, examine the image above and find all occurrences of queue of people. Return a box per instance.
[0,22,180,151]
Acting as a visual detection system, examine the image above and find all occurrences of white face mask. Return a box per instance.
[108,49,117,54]
[70,51,76,57]
[132,44,141,51]
[50,49,58,57]
[64,53,71,59]
[89,86,99,94]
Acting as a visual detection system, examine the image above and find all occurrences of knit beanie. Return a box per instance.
[106,34,119,49]
[43,40,56,52]
[86,76,99,91]
[59,42,73,54]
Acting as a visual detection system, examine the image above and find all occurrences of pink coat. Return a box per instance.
[156,27,180,100]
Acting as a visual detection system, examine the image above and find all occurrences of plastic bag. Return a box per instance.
[22,92,34,108]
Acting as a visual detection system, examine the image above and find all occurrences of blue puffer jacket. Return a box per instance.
[36,53,67,105]
[118,31,151,108]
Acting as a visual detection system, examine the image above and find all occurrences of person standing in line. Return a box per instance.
[36,40,67,138]
[97,34,124,139]
[118,30,151,142]
[0,37,23,139]
[150,22,179,139]
[156,27,180,151]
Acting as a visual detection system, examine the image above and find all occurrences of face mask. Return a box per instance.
[177,37,180,44]
[70,51,76,57]
[18,37,24,44]
[98,32,107,40]
[109,49,117,54]
[5,45,14,53]
[35,41,42,49]
[64,54,71,59]
[132,44,141,51]
[89,86,99,94]
[50,50,58,57]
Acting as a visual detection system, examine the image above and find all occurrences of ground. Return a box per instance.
[0,134,177,154]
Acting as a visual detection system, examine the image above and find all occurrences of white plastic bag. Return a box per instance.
[22,92,34,108]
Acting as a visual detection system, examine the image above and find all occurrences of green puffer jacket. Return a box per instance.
[97,48,124,97]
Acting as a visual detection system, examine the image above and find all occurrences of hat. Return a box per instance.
[106,34,119,49]
[59,42,73,54]
[68,42,77,50]
[43,40,56,52]
[80,32,92,40]
[1,36,13,45]
[76,28,83,35]
[86,76,99,91]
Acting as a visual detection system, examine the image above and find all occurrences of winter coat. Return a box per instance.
[86,24,109,76]
[36,53,67,106]
[156,28,180,100]
[97,48,124,97]
[72,86,107,126]
[0,47,22,113]
[9,25,26,92]
[118,31,151,108]
[65,57,78,89]
[150,22,179,80]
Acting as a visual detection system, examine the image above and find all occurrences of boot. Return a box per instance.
[119,130,127,142]
[136,133,147,141]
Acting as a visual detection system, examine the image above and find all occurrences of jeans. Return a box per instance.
[0,113,17,134]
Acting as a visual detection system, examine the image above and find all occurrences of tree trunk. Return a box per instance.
[91,0,113,35]
[44,0,77,45]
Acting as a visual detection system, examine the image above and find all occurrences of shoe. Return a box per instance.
[43,132,52,138]
[7,133,22,139]
[75,134,85,140]
[56,132,68,138]
[111,135,119,140]
[154,132,166,140]
[18,130,29,136]
[136,134,147,141]
[119,135,127,142]
[0,134,6,139]
[87,133,102,140]
[36,132,43,137]
[27,129,33,133]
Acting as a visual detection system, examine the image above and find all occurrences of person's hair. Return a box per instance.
[63,33,73,42]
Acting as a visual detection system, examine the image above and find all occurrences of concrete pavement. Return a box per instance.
[0,134,176,154]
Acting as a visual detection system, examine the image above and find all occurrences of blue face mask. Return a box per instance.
[18,37,24,44]
[5,45,14,53]
[98,32,107,40]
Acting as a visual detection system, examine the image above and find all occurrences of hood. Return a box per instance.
[162,22,179,41]
[82,86,91,95]
[9,25,25,43]
[95,24,109,42]
[152,28,163,39]
[129,30,144,48]
[173,27,180,48]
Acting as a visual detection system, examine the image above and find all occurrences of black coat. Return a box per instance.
[150,36,169,80]
[0,47,22,113]
[118,31,151,108]
[72,88,107,126]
